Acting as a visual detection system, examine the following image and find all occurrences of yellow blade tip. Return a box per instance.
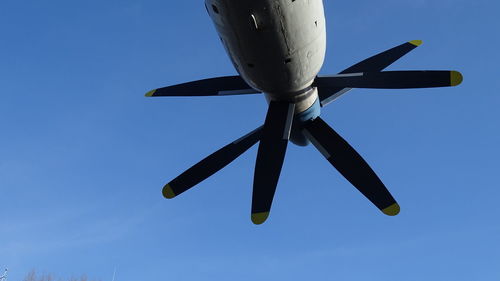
[450,71,463,86]
[409,40,423,46]
[382,203,400,216]
[251,212,270,225]
[145,89,156,97]
[162,184,176,199]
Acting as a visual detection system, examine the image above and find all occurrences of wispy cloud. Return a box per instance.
[1,203,161,262]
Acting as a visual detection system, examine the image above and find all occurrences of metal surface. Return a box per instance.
[205,0,326,97]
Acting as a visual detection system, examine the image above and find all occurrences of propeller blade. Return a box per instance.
[315,71,463,89]
[146,76,260,97]
[251,101,295,224]
[318,40,423,105]
[342,40,423,73]
[303,117,399,216]
[163,127,262,199]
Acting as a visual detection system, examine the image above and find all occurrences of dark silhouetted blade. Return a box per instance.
[251,101,295,224]
[145,76,260,97]
[318,40,423,106]
[315,70,463,89]
[341,40,423,73]
[303,117,400,216]
[163,127,262,199]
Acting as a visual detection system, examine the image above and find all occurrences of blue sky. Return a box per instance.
[1,0,499,280]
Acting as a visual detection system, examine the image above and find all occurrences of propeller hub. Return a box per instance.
[290,96,321,146]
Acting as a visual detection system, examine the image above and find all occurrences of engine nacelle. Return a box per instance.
[205,0,327,97]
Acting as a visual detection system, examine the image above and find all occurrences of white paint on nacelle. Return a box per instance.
[205,0,327,101]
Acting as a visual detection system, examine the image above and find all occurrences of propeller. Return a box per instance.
[303,117,399,215]
[251,101,295,224]
[150,40,462,224]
